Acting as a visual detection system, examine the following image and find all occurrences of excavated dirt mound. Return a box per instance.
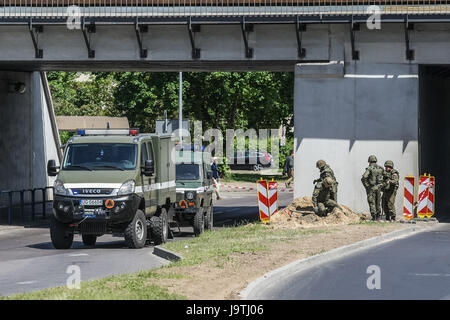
[270,196,371,229]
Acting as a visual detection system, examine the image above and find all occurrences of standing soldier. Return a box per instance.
[361,155,384,221]
[382,160,399,222]
[283,150,295,188]
[211,157,222,200]
[312,177,338,216]
[314,160,338,199]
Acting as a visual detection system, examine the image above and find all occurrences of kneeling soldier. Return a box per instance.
[312,177,338,216]
[382,160,399,222]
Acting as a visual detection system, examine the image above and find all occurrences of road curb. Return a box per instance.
[239,224,437,300]
[153,246,183,262]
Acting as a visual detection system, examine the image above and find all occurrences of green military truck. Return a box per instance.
[47,129,176,249]
[173,150,214,236]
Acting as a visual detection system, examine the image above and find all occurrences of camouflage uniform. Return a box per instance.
[314,160,338,199]
[312,177,338,216]
[361,156,384,220]
[382,160,399,221]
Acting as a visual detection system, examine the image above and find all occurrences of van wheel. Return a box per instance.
[193,208,204,237]
[124,210,147,249]
[204,206,213,230]
[150,207,168,245]
[253,164,262,171]
[50,216,74,249]
[82,235,97,246]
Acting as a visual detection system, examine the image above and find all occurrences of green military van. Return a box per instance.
[47,129,176,249]
[173,150,214,236]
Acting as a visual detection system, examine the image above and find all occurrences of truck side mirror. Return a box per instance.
[142,160,154,176]
[206,171,212,179]
[47,160,59,176]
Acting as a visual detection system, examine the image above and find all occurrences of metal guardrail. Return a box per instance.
[0,187,53,225]
[0,1,450,18]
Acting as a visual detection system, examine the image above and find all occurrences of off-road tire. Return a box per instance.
[82,235,97,246]
[150,207,168,245]
[193,208,204,237]
[253,164,262,171]
[124,210,147,249]
[204,206,213,230]
[50,216,74,249]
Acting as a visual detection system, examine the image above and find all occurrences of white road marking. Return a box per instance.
[411,273,450,277]
[17,281,37,285]
[68,253,89,257]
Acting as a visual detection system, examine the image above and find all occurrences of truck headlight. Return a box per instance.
[118,180,135,196]
[54,179,68,196]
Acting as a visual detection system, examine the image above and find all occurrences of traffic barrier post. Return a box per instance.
[257,179,270,224]
[403,175,415,220]
[417,174,430,219]
[426,175,435,218]
[267,180,279,217]
[257,179,279,224]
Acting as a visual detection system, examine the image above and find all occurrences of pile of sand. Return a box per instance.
[269,196,371,229]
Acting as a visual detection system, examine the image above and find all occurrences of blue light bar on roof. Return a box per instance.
[75,129,139,136]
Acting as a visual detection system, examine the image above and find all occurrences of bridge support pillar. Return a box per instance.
[0,71,60,194]
[293,61,419,216]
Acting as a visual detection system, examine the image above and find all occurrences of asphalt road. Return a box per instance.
[0,191,292,297]
[259,223,450,300]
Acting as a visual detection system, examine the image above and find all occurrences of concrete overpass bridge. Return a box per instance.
[1,1,450,220]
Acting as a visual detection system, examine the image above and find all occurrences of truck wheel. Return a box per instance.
[150,207,168,245]
[82,235,97,246]
[193,208,204,237]
[50,216,74,249]
[253,164,262,171]
[204,206,213,230]
[124,210,147,249]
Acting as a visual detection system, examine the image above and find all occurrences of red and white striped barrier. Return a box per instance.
[403,176,415,220]
[426,175,435,218]
[257,180,270,223]
[417,175,434,219]
[418,175,431,219]
[257,180,280,223]
[267,181,279,217]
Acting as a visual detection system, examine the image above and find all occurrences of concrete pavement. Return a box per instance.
[245,223,449,300]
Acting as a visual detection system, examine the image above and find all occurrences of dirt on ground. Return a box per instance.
[269,196,372,229]
[150,222,407,300]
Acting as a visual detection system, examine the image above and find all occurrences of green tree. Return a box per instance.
[47,72,117,117]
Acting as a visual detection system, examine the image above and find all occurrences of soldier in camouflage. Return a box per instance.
[312,177,338,216]
[381,160,399,222]
[361,155,384,221]
[314,160,338,198]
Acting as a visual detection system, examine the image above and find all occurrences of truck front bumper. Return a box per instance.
[52,194,141,225]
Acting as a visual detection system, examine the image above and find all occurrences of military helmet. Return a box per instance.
[316,160,326,169]
[368,155,377,163]
[323,177,334,188]
[384,160,394,168]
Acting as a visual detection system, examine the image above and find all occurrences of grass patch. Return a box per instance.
[163,223,329,268]
[3,270,187,300]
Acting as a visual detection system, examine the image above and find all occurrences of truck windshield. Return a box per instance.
[63,143,137,171]
[176,164,200,180]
